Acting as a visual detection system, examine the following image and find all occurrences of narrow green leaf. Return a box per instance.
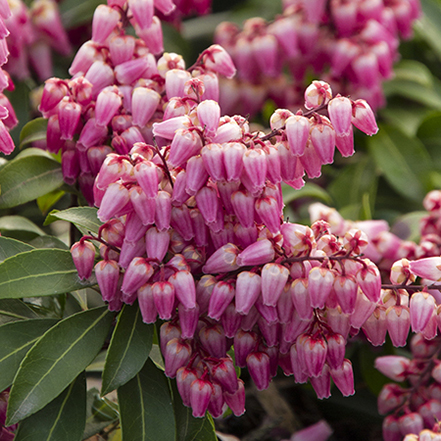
[0,318,58,392]
[415,0,441,63]
[367,124,432,202]
[19,118,48,148]
[0,249,95,299]
[83,388,119,440]
[171,381,217,441]
[282,182,332,205]
[118,358,176,441]
[59,0,103,28]
[0,216,45,236]
[0,155,63,209]
[45,207,103,235]
[7,306,113,425]
[392,60,434,87]
[0,237,34,262]
[37,189,65,214]
[102,304,153,396]
[0,299,40,325]
[14,373,86,441]
[29,236,69,250]
[383,79,441,109]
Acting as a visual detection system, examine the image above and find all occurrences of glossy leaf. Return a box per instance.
[0,216,45,236]
[59,0,103,28]
[37,189,66,215]
[118,358,175,441]
[0,249,95,299]
[171,380,217,441]
[0,237,34,262]
[29,236,69,250]
[415,0,441,63]
[0,155,63,209]
[19,118,48,149]
[282,182,332,205]
[0,299,39,325]
[417,111,441,169]
[45,207,102,235]
[0,318,58,392]
[14,373,86,441]
[367,124,432,202]
[102,304,153,396]
[83,388,119,439]
[7,306,113,425]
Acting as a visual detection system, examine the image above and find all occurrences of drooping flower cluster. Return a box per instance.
[4,0,71,81]
[39,0,232,203]
[376,334,441,441]
[69,71,390,417]
[0,389,16,440]
[215,0,421,116]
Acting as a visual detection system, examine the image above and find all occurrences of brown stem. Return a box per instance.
[152,137,174,188]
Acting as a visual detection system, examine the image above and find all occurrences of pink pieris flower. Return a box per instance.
[374,355,410,382]
[190,378,213,418]
[95,87,122,127]
[164,338,192,378]
[165,68,191,100]
[310,120,336,165]
[285,115,310,157]
[202,44,236,79]
[291,420,333,441]
[223,379,245,416]
[131,87,161,127]
[0,120,14,154]
[91,4,120,44]
[386,305,411,347]
[135,16,164,55]
[246,351,271,391]
[236,238,275,266]
[409,257,441,282]
[261,263,289,307]
[351,99,379,135]
[71,240,95,280]
[197,100,220,136]
[128,0,153,30]
[328,96,352,136]
[95,260,120,302]
[121,257,154,296]
[304,80,332,109]
[409,291,436,332]
[58,97,81,140]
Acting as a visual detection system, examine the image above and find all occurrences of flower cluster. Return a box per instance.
[69,71,390,417]
[0,389,16,440]
[376,335,441,441]
[4,0,71,81]
[39,0,233,203]
[215,0,420,117]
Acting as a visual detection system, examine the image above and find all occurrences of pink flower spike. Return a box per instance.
[386,305,411,347]
[310,122,336,165]
[197,100,221,136]
[58,98,81,140]
[202,243,239,274]
[330,360,355,397]
[208,281,235,320]
[138,284,158,323]
[223,379,246,416]
[328,96,352,136]
[146,227,169,262]
[374,355,410,382]
[285,115,310,157]
[0,121,14,155]
[308,267,334,309]
[152,281,175,320]
[71,240,95,280]
[261,263,289,307]
[202,44,236,79]
[131,87,161,128]
[235,271,261,315]
[136,16,164,55]
[128,0,153,30]
[168,270,196,310]
[246,352,271,391]
[409,257,441,281]
[95,260,120,302]
[236,238,275,267]
[121,257,154,296]
[352,99,379,136]
[165,69,192,100]
[91,4,120,44]
[410,291,436,333]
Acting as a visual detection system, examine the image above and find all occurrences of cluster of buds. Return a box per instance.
[214,0,420,117]
[69,73,390,416]
[4,0,71,81]
[376,334,441,441]
[39,0,234,203]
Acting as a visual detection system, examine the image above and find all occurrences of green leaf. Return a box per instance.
[0,237,34,262]
[14,373,86,441]
[45,207,103,235]
[37,189,65,215]
[367,124,432,202]
[0,318,58,392]
[0,216,45,236]
[7,306,113,425]
[0,249,95,299]
[102,304,153,396]
[359,344,391,396]
[171,380,217,441]
[0,155,63,209]
[83,388,119,439]
[416,111,441,169]
[415,0,441,63]
[391,211,427,242]
[29,236,69,250]
[282,182,332,205]
[0,299,40,324]
[59,0,103,28]
[383,79,441,109]
[118,358,176,441]
[392,60,434,88]
[19,118,48,149]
